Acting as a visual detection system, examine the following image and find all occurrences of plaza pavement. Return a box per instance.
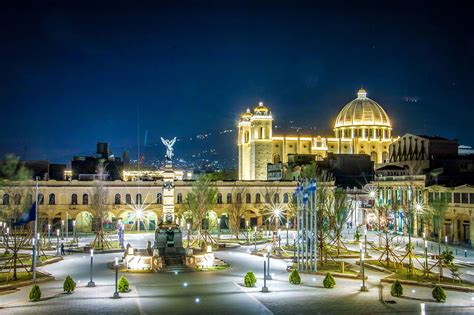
[1,232,474,314]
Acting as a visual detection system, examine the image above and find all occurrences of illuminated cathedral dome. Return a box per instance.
[334,89,391,128]
[240,108,253,121]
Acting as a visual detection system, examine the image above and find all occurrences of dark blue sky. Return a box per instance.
[1,1,473,163]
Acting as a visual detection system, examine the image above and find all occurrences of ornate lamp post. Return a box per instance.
[266,246,272,280]
[113,257,120,298]
[364,227,368,257]
[87,249,95,287]
[246,220,249,243]
[285,222,289,246]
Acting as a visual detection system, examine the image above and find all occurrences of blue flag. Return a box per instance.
[14,202,36,226]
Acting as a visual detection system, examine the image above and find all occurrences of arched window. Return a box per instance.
[226,193,232,204]
[382,151,389,163]
[177,193,182,204]
[14,194,21,205]
[217,193,222,204]
[38,194,44,205]
[157,193,162,204]
[71,194,78,205]
[370,151,377,162]
[2,194,9,205]
[82,194,89,205]
[126,194,132,204]
[236,193,242,204]
[114,193,121,205]
[265,193,270,203]
[26,194,33,205]
[136,193,142,205]
[273,154,281,164]
[283,193,289,203]
[273,193,279,204]
[255,193,261,204]
[245,193,251,204]
[49,194,55,205]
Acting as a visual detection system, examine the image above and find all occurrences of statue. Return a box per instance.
[160,137,176,163]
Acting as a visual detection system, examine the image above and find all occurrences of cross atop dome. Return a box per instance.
[357,88,367,99]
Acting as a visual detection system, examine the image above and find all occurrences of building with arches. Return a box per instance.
[238,89,397,180]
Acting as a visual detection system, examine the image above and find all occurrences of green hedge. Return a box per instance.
[323,272,336,288]
[63,275,77,293]
[244,271,257,287]
[29,284,41,302]
[289,269,301,285]
[390,280,403,297]
[118,276,130,293]
[432,285,446,302]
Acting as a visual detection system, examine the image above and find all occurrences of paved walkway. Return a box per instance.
[1,233,474,314]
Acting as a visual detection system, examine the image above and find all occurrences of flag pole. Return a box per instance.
[32,176,39,283]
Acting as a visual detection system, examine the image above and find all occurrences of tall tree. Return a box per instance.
[227,187,247,239]
[426,189,449,280]
[328,188,350,256]
[90,163,111,249]
[0,154,33,281]
[184,176,218,245]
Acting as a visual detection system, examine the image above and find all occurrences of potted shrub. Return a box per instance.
[244,271,257,287]
[29,284,41,302]
[432,285,446,302]
[118,275,130,293]
[390,280,403,297]
[289,269,301,285]
[63,275,77,294]
[323,272,336,288]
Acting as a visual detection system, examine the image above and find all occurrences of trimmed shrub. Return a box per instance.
[390,280,403,297]
[323,272,336,288]
[432,285,446,302]
[244,271,257,287]
[118,276,130,293]
[29,284,41,302]
[63,275,76,293]
[354,230,361,242]
[289,269,301,285]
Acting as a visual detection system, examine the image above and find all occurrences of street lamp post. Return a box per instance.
[5,227,9,254]
[217,218,221,241]
[66,211,69,243]
[261,261,269,293]
[56,229,60,256]
[47,224,51,248]
[73,220,76,244]
[285,222,289,246]
[424,240,428,275]
[277,229,281,256]
[113,257,120,298]
[360,242,368,291]
[186,223,191,250]
[293,235,296,263]
[254,226,257,251]
[364,227,368,257]
[246,220,249,244]
[87,249,95,287]
[266,247,272,280]
[61,220,64,240]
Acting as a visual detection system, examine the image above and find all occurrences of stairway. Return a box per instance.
[161,255,194,273]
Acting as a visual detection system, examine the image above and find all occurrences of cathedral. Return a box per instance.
[238,89,397,180]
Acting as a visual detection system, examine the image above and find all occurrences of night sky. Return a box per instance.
[1,1,473,164]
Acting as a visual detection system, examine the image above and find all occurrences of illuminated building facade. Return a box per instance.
[238,89,397,180]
